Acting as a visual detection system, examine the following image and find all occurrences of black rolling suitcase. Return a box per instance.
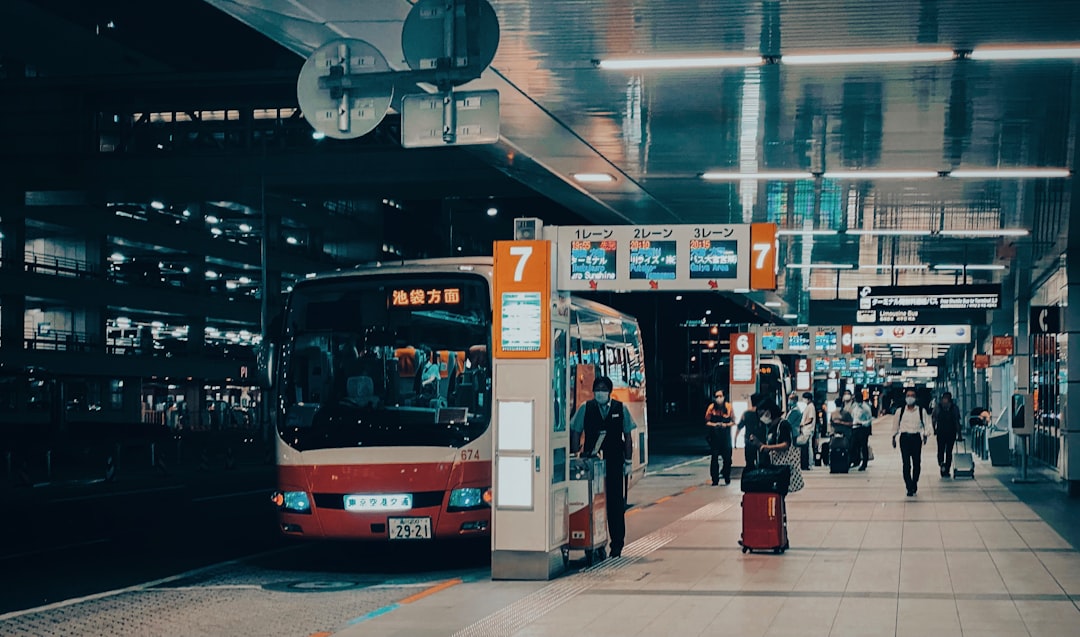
[953,435,975,479]
[829,434,849,474]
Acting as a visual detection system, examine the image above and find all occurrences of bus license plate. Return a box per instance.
[388,517,432,540]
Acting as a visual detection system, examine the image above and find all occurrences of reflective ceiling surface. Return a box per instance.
[203,0,1078,320]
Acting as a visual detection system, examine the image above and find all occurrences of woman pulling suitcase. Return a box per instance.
[739,401,804,554]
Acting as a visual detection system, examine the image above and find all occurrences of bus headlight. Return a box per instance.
[272,490,312,514]
[448,487,488,511]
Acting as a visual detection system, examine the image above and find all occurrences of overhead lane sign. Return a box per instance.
[856,284,1000,323]
[555,223,776,292]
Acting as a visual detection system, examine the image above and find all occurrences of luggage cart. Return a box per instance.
[565,456,608,566]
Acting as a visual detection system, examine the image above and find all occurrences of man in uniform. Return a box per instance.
[570,375,637,558]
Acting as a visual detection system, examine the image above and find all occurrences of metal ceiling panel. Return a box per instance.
[202,0,1077,316]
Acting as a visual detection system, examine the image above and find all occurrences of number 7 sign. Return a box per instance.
[750,223,777,290]
[493,240,551,359]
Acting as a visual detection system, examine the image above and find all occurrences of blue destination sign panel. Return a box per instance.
[556,224,759,291]
[568,239,617,281]
[689,239,739,279]
[629,240,677,280]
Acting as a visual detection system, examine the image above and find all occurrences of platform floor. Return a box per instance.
[2,420,1078,636]
[344,432,1080,637]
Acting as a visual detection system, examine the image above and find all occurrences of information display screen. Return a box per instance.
[813,357,829,372]
[831,358,847,371]
[688,239,738,279]
[628,240,677,280]
[788,330,811,351]
[568,240,617,281]
[761,329,784,351]
[815,329,837,351]
[849,357,864,370]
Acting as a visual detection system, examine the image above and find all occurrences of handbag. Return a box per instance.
[741,463,791,495]
[769,444,804,493]
[867,444,875,461]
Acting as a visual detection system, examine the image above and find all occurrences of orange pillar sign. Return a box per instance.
[493,240,551,359]
[730,332,757,386]
[750,223,778,291]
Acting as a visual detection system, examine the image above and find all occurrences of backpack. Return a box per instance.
[895,406,925,432]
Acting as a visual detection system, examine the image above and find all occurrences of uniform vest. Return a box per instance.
[583,399,625,467]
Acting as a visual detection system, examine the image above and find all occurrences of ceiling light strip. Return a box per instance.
[786,264,854,270]
[599,46,1080,72]
[949,168,1070,178]
[932,264,1007,270]
[969,46,1080,60]
[782,49,955,65]
[847,229,933,236]
[597,56,761,70]
[701,171,813,181]
[776,229,839,236]
[938,229,1029,237]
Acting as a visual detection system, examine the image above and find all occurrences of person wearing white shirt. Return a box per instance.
[847,392,874,471]
[891,387,931,496]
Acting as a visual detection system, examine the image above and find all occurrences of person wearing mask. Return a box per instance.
[848,391,873,471]
[891,387,931,496]
[704,389,735,485]
[797,392,817,471]
[737,392,765,471]
[758,401,804,495]
[570,375,636,558]
[932,391,962,477]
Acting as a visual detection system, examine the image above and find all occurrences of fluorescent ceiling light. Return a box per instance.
[777,229,839,236]
[733,288,751,293]
[938,229,1029,237]
[782,49,954,65]
[949,168,1070,178]
[782,313,798,320]
[572,173,616,183]
[859,264,929,270]
[825,170,940,179]
[598,55,762,70]
[786,263,854,269]
[970,46,1080,61]
[702,171,812,181]
[764,301,783,308]
[807,287,858,291]
[933,264,1006,271]
[847,229,932,236]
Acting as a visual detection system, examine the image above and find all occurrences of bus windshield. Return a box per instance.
[277,273,491,451]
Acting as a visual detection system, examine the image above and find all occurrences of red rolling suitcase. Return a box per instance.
[739,491,789,554]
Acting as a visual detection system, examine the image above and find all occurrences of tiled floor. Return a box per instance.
[347,420,1080,636]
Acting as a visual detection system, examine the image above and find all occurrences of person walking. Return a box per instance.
[848,391,873,471]
[796,392,817,470]
[737,392,765,471]
[891,387,931,496]
[705,389,735,485]
[570,375,637,558]
[932,391,962,477]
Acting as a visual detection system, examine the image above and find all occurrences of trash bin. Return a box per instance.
[988,430,1012,466]
[567,456,608,566]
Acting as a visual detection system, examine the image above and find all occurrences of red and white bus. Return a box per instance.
[270,257,647,541]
